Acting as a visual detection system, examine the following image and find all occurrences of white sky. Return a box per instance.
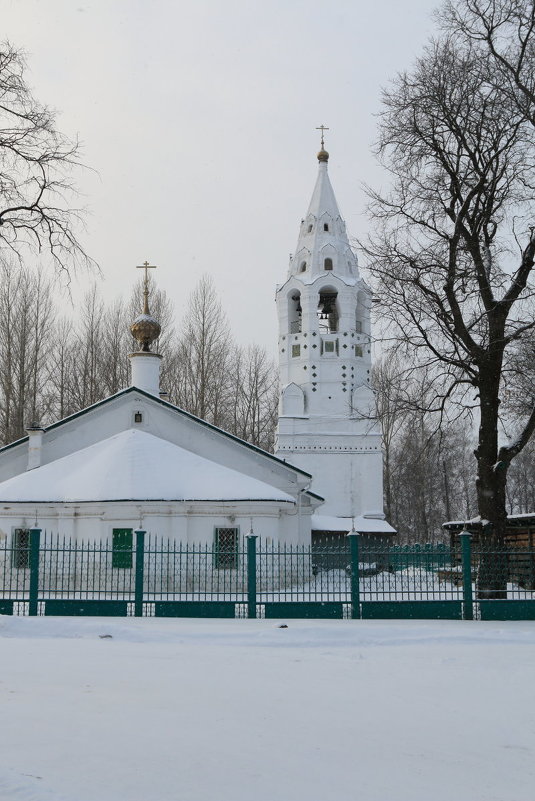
[3,0,436,353]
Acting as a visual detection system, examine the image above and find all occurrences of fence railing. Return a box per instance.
[1,529,534,619]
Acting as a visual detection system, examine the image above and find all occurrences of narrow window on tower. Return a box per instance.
[299,261,307,273]
[324,223,329,232]
[355,320,362,333]
[308,224,313,233]
[324,258,333,271]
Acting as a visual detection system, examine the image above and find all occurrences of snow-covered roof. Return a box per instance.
[444,513,535,529]
[311,514,396,534]
[0,429,296,504]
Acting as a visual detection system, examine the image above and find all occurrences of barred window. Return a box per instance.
[112,529,133,569]
[214,527,239,569]
[12,528,30,569]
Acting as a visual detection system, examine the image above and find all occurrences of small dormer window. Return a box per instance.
[324,258,333,271]
[300,261,307,272]
[134,412,143,423]
[307,224,313,233]
[324,223,329,232]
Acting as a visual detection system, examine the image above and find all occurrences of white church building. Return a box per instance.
[0,141,394,551]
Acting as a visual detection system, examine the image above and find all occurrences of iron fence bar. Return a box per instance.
[460,530,473,620]
[28,528,41,616]
[247,535,257,618]
[348,532,360,618]
[134,529,146,616]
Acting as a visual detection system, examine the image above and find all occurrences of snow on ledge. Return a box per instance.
[311,514,396,534]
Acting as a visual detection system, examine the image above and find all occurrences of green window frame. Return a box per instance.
[12,528,30,569]
[213,527,239,569]
[112,528,133,569]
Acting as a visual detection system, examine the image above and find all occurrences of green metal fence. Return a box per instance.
[1,530,534,619]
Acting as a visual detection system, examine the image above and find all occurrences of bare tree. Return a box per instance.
[171,275,232,425]
[0,261,54,443]
[228,344,278,450]
[0,43,95,276]
[364,27,535,595]
[372,352,409,521]
[442,0,535,123]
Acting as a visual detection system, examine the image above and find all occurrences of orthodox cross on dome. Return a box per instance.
[316,124,329,149]
[136,260,157,315]
[316,125,330,162]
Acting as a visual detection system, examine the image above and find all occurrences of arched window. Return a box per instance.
[324,258,333,271]
[299,261,307,273]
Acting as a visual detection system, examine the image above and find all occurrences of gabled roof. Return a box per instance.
[0,385,314,481]
[0,429,297,504]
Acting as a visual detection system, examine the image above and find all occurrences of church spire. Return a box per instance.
[288,134,358,282]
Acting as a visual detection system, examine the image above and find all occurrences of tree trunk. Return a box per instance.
[475,374,508,599]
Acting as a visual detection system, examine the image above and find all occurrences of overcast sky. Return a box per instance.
[4,0,437,353]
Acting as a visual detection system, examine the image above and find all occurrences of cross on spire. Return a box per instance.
[136,260,157,315]
[316,124,329,149]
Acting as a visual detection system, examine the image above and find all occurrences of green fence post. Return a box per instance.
[28,527,41,616]
[247,535,258,619]
[460,529,473,621]
[348,531,360,619]
[134,529,146,617]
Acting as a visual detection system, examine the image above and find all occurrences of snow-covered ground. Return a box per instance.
[1,616,534,801]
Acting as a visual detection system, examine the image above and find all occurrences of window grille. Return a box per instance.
[12,528,30,569]
[214,527,239,569]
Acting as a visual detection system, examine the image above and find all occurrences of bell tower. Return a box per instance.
[275,135,384,521]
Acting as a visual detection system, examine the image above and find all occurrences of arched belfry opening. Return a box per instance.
[317,287,338,333]
[288,291,302,333]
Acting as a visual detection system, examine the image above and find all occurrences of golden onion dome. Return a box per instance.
[317,148,329,163]
[130,313,161,352]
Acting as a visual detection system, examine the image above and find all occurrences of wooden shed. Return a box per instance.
[443,514,535,590]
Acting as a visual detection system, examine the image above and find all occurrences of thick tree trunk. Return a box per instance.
[475,371,508,599]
